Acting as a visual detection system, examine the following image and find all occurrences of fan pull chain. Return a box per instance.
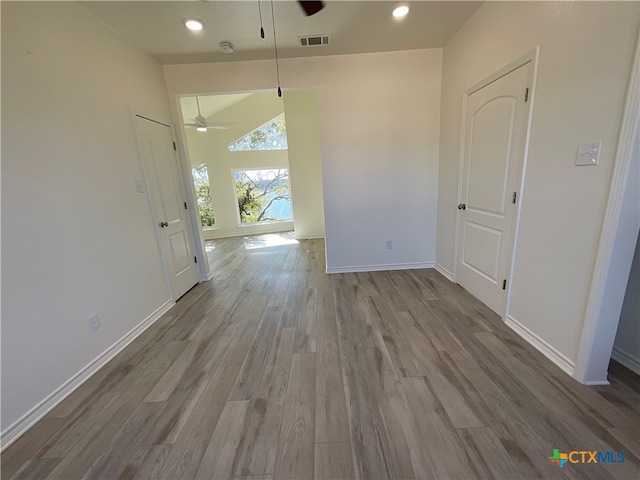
[258,0,265,39]
[270,0,282,97]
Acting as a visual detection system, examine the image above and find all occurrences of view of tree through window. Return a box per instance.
[191,163,215,227]
[234,169,292,223]
[228,114,288,151]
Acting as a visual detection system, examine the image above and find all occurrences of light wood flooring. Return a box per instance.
[2,233,639,479]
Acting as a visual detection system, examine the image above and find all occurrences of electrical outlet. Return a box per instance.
[88,314,101,332]
[386,240,393,250]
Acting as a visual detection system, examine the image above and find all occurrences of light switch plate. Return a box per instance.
[576,141,601,166]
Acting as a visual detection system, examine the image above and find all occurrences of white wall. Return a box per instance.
[612,128,640,374]
[613,233,640,374]
[2,2,172,433]
[164,48,442,272]
[282,89,325,239]
[436,2,639,367]
[183,92,293,238]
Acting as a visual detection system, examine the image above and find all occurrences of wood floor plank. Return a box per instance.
[367,295,421,377]
[219,298,268,367]
[40,391,120,458]
[83,402,166,480]
[336,279,418,480]
[315,309,350,444]
[195,400,251,480]
[148,323,238,445]
[132,445,171,480]
[230,306,284,401]
[421,355,485,429]
[293,287,317,353]
[8,458,61,480]
[0,418,66,479]
[400,376,478,479]
[457,427,524,480]
[314,443,355,480]
[233,327,296,477]
[442,348,611,480]
[274,353,316,480]
[45,340,189,479]
[157,366,240,480]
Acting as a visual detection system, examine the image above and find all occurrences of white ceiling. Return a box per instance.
[180,92,253,123]
[80,1,483,65]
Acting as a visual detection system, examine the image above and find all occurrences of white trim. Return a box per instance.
[504,47,540,319]
[202,225,295,240]
[326,262,435,274]
[0,300,174,452]
[201,271,214,282]
[583,379,611,386]
[573,30,640,384]
[435,263,453,281]
[611,346,640,376]
[294,234,325,240]
[505,315,576,377]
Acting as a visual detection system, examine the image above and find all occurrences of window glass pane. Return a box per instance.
[234,169,292,224]
[228,114,288,151]
[191,163,215,227]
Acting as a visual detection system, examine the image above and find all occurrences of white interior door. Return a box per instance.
[135,115,199,300]
[456,63,532,314]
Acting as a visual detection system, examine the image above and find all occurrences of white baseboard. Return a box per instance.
[611,346,640,375]
[203,225,294,240]
[505,315,576,377]
[201,270,214,281]
[294,234,325,240]
[583,379,611,386]
[326,261,435,274]
[0,300,174,452]
[435,263,453,281]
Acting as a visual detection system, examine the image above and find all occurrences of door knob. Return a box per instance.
[159,221,168,228]
[458,203,466,210]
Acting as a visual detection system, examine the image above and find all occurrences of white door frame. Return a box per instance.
[172,96,213,282]
[131,110,203,299]
[574,30,640,385]
[452,48,540,319]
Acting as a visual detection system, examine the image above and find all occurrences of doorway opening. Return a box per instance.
[179,91,294,244]
[178,88,326,273]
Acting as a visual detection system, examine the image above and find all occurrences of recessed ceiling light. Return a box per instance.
[392,5,410,18]
[183,18,204,31]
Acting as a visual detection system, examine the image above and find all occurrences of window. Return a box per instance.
[228,114,288,151]
[191,163,215,227]
[234,169,292,224]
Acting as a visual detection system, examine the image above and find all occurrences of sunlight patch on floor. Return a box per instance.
[244,232,298,250]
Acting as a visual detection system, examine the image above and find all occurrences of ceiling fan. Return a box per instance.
[184,96,234,132]
[297,1,325,16]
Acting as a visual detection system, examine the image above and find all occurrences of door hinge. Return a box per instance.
[502,279,507,290]
[512,192,517,204]
[194,256,198,264]
[173,142,177,151]
[524,87,529,102]
[184,201,188,210]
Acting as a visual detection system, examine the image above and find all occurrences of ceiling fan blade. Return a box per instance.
[184,123,198,127]
[206,122,234,127]
[297,1,325,16]
[206,126,228,130]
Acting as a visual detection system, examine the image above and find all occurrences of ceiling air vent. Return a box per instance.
[299,34,331,47]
